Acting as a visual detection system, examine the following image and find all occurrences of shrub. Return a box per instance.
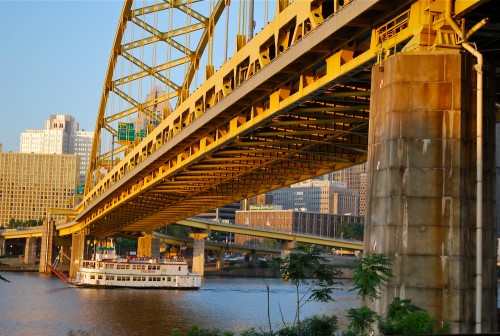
[346,306,378,336]
[379,310,436,335]
[169,324,234,336]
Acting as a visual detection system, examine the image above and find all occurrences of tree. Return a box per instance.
[379,309,442,335]
[350,253,393,301]
[378,298,450,335]
[7,218,44,229]
[346,306,378,336]
[115,238,137,256]
[385,297,421,320]
[347,254,449,335]
[241,315,338,336]
[274,245,341,326]
[157,224,191,238]
[344,253,392,335]
[338,221,364,240]
[0,256,10,282]
[0,275,8,282]
[261,239,276,249]
[169,324,234,336]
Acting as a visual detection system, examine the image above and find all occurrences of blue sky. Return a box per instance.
[0,1,276,153]
[0,1,123,152]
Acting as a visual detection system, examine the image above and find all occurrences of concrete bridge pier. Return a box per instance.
[365,51,497,333]
[277,240,296,258]
[0,238,5,255]
[58,246,69,266]
[39,219,56,273]
[190,232,208,276]
[246,252,259,264]
[137,234,161,259]
[216,250,225,270]
[69,233,86,279]
[23,237,37,264]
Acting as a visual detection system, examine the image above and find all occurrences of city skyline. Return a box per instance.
[0,1,123,152]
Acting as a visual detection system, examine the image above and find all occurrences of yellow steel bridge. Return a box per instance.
[56,0,498,241]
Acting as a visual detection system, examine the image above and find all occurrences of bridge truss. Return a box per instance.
[65,0,498,238]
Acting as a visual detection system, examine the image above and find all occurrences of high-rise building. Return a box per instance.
[271,179,359,215]
[71,130,93,185]
[0,149,79,227]
[323,163,368,216]
[20,115,93,185]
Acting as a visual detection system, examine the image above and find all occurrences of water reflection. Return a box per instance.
[0,273,359,335]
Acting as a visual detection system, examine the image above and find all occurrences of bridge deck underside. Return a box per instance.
[91,82,372,237]
[76,0,500,238]
[82,0,401,237]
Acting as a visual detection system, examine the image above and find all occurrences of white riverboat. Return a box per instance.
[57,243,201,289]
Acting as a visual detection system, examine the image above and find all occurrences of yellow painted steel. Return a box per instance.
[78,0,391,237]
[154,232,281,256]
[61,0,487,238]
[57,221,88,236]
[0,228,43,239]
[86,0,226,195]
[176,219,363,250]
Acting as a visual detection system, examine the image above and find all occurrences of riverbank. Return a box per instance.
[1,255,358,278]
[205,255,357,278]
[0,257,39,272]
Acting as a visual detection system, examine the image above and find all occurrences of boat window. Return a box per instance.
[167,277,171,282]
[90,275,95,280]
[178,267,181,271]
[126,265,130,270]
[106,275,114,280]
[98,275,103,280]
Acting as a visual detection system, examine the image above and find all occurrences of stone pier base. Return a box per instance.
[365,51,497,333]
[69,233,86,279]
[24,237,37,265]
[190,232,208,276]
[39,220,55,273]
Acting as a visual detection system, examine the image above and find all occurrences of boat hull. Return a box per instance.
[74,258,201,289]
[70,283,200,290]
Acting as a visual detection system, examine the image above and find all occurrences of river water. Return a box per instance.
[0,272,359,335]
